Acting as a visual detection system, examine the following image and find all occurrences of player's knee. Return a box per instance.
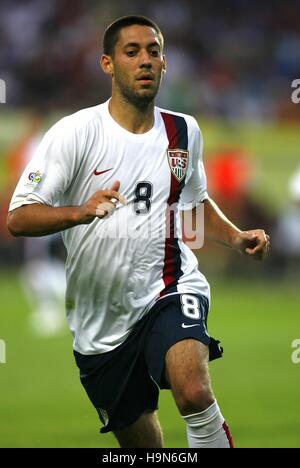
[174,380,215,415]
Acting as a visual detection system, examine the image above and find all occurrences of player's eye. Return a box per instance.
[126,50,137,57]
[150,50,160,57]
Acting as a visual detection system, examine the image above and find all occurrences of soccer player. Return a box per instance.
[7,16,270,448]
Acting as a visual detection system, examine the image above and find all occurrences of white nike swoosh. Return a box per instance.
[182,323,201,328]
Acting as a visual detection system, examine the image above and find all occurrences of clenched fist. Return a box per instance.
[77,181,127,224]
[233,229,271,260]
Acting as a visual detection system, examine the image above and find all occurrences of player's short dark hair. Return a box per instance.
[103,15,164,56]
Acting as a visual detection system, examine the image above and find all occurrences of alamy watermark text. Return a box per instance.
[0,340,6,364]
[291,79,300,104]
[0,79,6,103]
[291,339,300,364]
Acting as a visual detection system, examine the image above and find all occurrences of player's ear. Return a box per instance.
[100,55,114,76]
[162,55,167,75]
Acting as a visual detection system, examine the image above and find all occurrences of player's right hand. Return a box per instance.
[77,181,127,224]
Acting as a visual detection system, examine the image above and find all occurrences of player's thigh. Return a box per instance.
[165,338,213,410]
[165,338,210,383]
[113,410,163,448]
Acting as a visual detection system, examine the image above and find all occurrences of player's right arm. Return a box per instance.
[6,114,127,238]
[7,181,126,237]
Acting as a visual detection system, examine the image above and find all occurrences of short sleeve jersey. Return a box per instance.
[9,100,210,354]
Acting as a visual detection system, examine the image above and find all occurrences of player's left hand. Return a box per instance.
[233,229,271,261]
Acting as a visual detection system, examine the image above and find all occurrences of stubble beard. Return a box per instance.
[114,70,161,111]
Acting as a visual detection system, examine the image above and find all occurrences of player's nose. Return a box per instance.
[139,50,152,68]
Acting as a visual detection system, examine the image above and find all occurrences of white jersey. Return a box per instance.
[9,100,210,354]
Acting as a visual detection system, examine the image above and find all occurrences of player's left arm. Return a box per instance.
[202,197,271,260]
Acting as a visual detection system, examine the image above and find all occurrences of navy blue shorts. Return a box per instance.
[74,293,222,433]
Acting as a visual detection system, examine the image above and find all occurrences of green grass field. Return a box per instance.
[0,271,299,448]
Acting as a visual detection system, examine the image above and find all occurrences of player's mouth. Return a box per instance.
[136,73,154,84]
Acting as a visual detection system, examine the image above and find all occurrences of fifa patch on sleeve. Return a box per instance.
[25,170,43,189]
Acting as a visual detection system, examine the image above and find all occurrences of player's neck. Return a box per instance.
[108,94,155,134]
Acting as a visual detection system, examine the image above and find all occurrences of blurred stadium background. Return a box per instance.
[0,0,300,448]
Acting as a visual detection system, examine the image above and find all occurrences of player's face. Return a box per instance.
[103,25,166,107]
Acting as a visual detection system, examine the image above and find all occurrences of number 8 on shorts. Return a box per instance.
[180,294,201,320]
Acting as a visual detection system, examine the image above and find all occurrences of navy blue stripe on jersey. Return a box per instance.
[161,112,188,152]
[160,112,188,297]
[172,114,188,153]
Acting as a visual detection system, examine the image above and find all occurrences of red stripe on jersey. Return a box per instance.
[161,112,179,149]
[222,422,234,448]
[161,178,180,292]
[160,112,185,296]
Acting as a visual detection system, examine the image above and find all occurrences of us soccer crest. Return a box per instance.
[167,149,189,181]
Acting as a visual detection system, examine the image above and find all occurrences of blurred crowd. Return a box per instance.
[1,0,300,120]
